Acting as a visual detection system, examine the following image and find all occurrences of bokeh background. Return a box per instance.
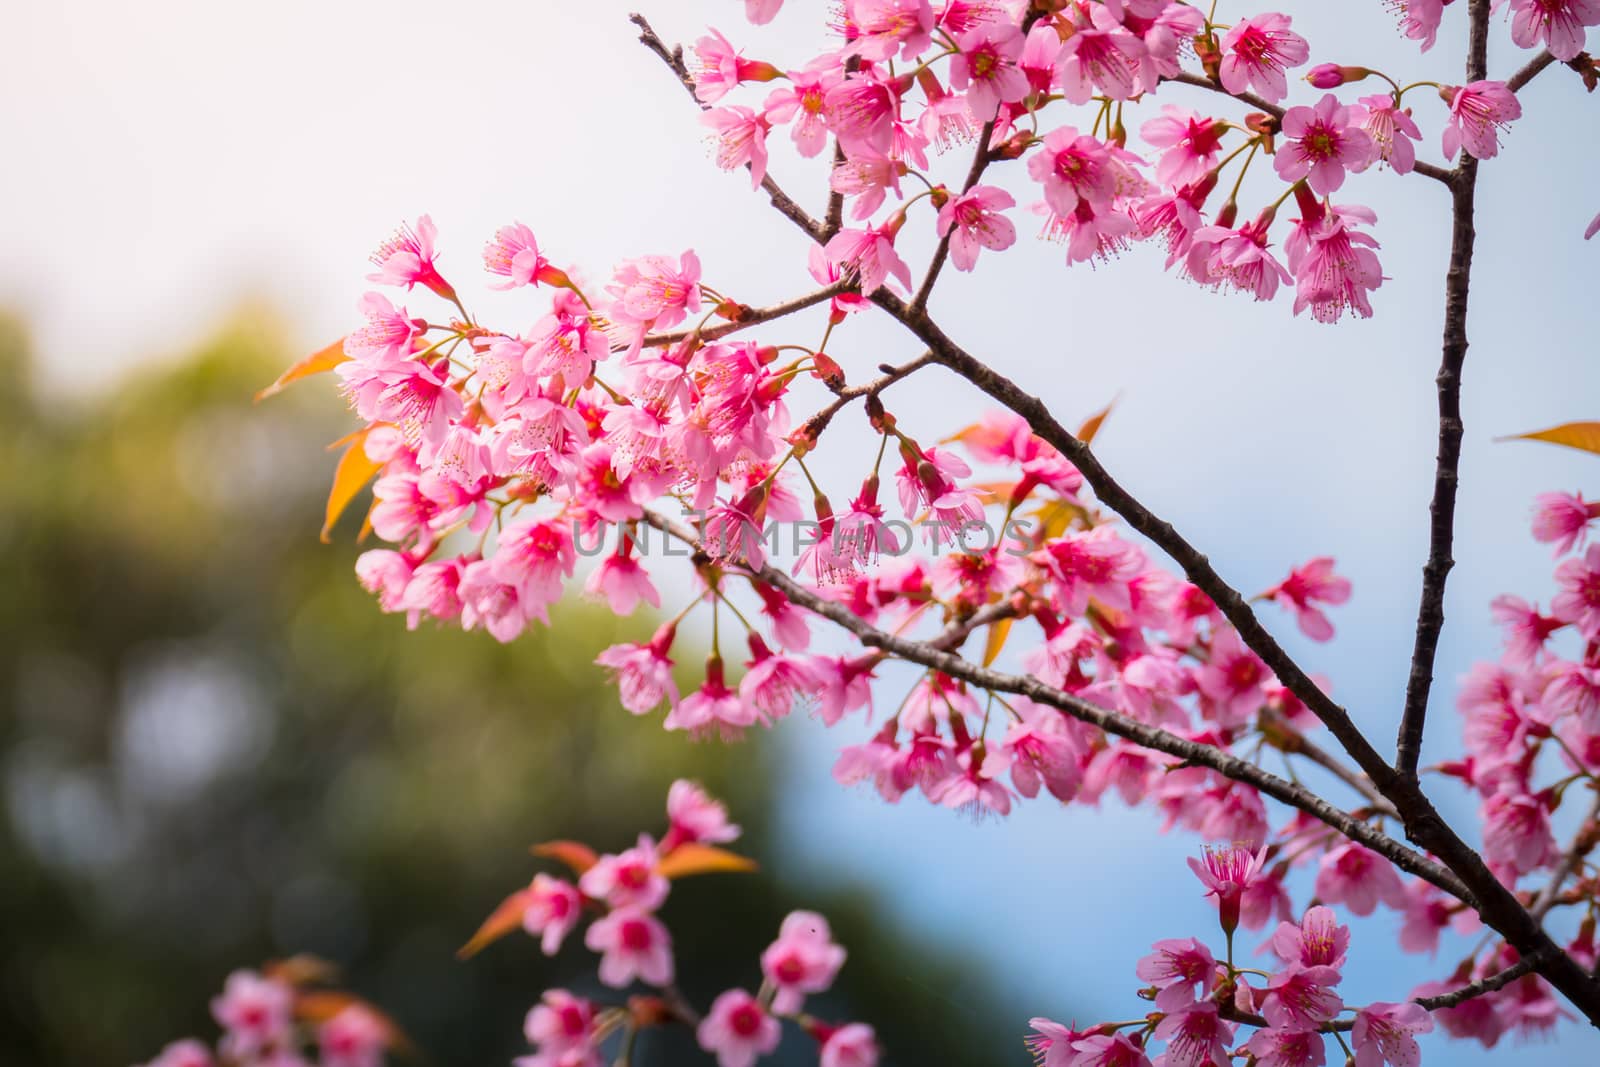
[3,2,1599,1065]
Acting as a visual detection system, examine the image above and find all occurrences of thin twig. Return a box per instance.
[797,350,936,442]
[1532,788,1600,921]
[642,281,849,347]
[631,13,825,242]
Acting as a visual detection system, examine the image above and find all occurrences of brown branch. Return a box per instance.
[797,350,935,442]
[1507,49,1558,92]
[1395,0,1494,782]
[1263,711,1399,818]
[637,509,1469,901]
[642,281,849,347]
[1221,951,1549,1033]
[631,13,824,242]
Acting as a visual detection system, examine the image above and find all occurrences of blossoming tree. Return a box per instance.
[158,0,1600,1064]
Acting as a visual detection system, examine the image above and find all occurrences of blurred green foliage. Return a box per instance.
[0,314,1015,1066]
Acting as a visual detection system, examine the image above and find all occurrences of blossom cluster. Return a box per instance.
[466,780,877,1067]
[1026,843,1441,1067]
[249,0,1600,1061]
[136,966,395,1067]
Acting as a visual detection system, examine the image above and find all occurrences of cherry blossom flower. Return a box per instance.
[368,214,456,300]
[1262,558,1352,641]
[1351,1000,1433,1067]
[761,910,847,1012]
[1269,905,1350,971]
[523,873,584,955]
[1152,1000,1234,1066]
[1140,107,1228,187]
[1441,80,1522,160]
[579,835,669,911]
[949,22,1028,117]
[1392,0,1446,50]
[697,989,781,1067]
[584,907,673,987]
[318,1006,387,1067]
[1135,937,1217,1011]
[1531,490,1598,556]
[1314,843,1406,916]
[483,222,560,289]
[210,970,294,1060]
[764,59,841,157]
[1026,126,1117,217]
[518,989,601,1067]
[703,105,773,187]
[1242,1026,1327,1067]
[1285,203,1384,324]
[1504,0,1600,61]
[819,1023,880,1067]
[1481,789,1559,874]
[1260,966,1344,1030]
[1552,544,1600,639]
[1274,94,1376,195]
[1188,842,1266,934]
[1351,96,1423,174]
[665,779,741,847]
[824,224,913,295]
[596,629,679,715]
[935,185,1017,271]
[1218,14,1311,102]
[1056,4,1152,103]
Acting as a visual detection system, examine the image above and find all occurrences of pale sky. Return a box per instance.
[6,1,1600,1061]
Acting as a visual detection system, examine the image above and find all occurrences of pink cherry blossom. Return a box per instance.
[139,1040,214,1067]
[1135,937,1217,1011]
[1187,219,1293,302]
[703,106,773,188]
[368,214,456,300]
[761,910,847,1012]
[1352,1000,1433,1067]
[1351,96,1423,174]
[697,989,781,1067]
[1243,1026,1327,1067]
[1219,14,1311,102]
[596,628,678,715]
[210,970,294,1060]
[483,222,559,289]
[1481,789,1559,874]
[665,779,741,848]
[318,1005,387,1067]
[819,1023,880,1067]
[1286,202,1384,324]
[1314,843,1407,916]
[1188,842,1266,933]
[949,22,1028,117]
[1260,966,1344,1030]
[1392,0,1446,50]
[1140,107,1228,187]
[522,873,584,955]
[1531,490,1597,556]
[1441,80,1522,161]
[1262,557,1352,641]
[1152,1000,1234,1066]
[1505,0,1600,61]
[1552,543,1600,639]
[1026,126,1117,217]
[579,835,670,911]
[824,224,913,295]
[1269,905,1350,971]
[935,185,1017,272]
[1274,94,1376,195]
[519,989,601,1067]
[764,59,841,158]
[1056,4,1152,103]
[584,907,674,987]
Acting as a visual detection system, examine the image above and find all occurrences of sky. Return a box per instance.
[5,0,1600,1062]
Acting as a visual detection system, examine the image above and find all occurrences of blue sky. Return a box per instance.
[6,1,1599,1061]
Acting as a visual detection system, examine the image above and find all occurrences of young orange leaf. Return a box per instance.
[656,843,759,880]
[254,338,349,402]
[322,428,383,544]
[263,954,341,988]
[983,616,1015,667]
[457,888,532,960]
[531,839,600,874]
[1500,421,1600,457]
[1076,395,1119,445]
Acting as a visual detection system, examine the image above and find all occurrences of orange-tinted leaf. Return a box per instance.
[983,617,1015,667]
[457,889,532,960]
[938,421,983,445]
[531,839,599,874]
[1500,421,1600,457]
[656,843,758,880]
[264,954,341,988]
[322,427,383,544]
[1076,396,1118,445]
[255,338,349,402]
[294,992,415,1054]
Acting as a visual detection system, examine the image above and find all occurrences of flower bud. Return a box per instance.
[1306,64,1370,88]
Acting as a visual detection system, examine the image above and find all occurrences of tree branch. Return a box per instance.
[1531,788,1600,921]
[631,13,825,242]
[637,509,1469,902]
[1395,0,1493,781]
[1507,49,1558,92]
[642,281,849,347]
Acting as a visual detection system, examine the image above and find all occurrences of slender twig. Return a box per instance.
[797,350,935,441]
[642,281,849,347]
[1507,49,1557,93]
[638,508,1469,901]
[911,115,998,312]
[1395,0,1493,782]
[631,13,825,242]
[1222,951,1549,1032]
